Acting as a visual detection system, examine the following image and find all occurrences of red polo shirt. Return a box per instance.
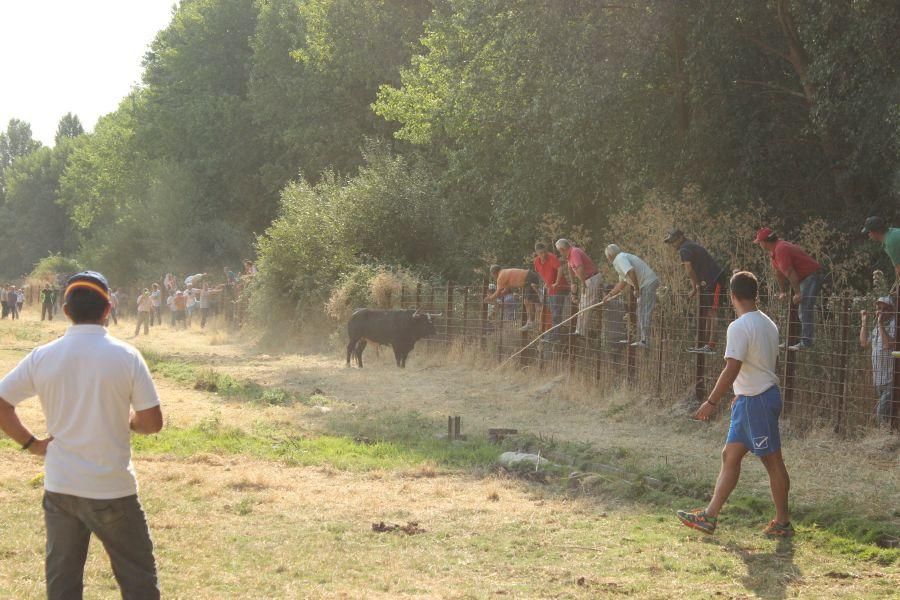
[770,241,821,281]
[533,254,570,295]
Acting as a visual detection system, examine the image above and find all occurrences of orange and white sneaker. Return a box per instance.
[677,508,717,534]
[763,520,795,538]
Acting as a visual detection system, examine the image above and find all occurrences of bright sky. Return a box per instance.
[0,1,176,146]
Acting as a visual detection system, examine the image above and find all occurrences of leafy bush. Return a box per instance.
[29,254,82,282]
[325,264,422,322]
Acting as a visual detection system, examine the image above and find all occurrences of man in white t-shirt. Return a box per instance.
[0,271,163,598]
[677,271,793,538]
[600,244,659,348]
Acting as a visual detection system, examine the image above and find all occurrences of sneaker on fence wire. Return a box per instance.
[519,321,534,332]
[891,351,900,359]
[630,340,649,349]
[677,508,717,534]
[787,342,811,352]
[617,339,629,345]
[688,344,717,354]
[762,520,795,538]
[778,341,787,349]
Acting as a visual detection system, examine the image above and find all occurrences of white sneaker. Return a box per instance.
[630,340,649,349]
[519,321,534,331]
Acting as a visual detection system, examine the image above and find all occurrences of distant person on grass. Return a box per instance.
[678,271,793,538]
[1,284,9,319]
[533,242,570,340]
[41,284,55,321]
[484,265,543,331]
[149,284,162,327]
[0,271,163,599]
[601,244,659,349]
[8,286,20,320]
[135,289,153,336]
[860,296,897,426]
[109,287,119,325]
[664,229,727,354]
[753,227,822,351]
[555,239,602,338]
[861,216,900,287]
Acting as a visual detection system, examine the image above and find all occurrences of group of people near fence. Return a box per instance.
[486,217,899,426]
[0,284,25,320]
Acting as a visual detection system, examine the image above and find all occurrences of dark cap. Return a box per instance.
[861,216,886,234]
[663,229,684,244]
[65,271,110,302]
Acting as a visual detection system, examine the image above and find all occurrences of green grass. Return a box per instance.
[132,415,501,472]
[141,350,305,406]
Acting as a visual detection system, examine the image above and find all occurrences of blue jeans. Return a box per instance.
[798,271,822,346]
[548,293,569,340]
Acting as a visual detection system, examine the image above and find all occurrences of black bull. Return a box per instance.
[346,309,440,368]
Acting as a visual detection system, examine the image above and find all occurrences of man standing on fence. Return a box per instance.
[601,244,659,349]
[860,296,896,426]
[753,227,822,351]
[861,216,900,286]
[555,239,602,338]
[678,271,793,538]
[665,229,727,354]
[0,271,162,598]
[533,242,570,340]
[484,266,543,331]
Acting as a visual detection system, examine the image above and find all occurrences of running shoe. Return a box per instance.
[762,520,795,538]
[787,342,811,352]
[677,508,717,534]
[630,340,649,349]
[519,321,534,332]
[688,345,717,355]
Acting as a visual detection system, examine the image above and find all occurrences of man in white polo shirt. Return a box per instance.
[0,271,163,599]
[600,244,660,349]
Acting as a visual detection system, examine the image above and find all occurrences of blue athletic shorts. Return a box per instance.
[726,386,782,457]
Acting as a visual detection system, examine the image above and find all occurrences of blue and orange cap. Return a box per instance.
[65,271,111,304]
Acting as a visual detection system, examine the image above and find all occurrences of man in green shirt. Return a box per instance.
[40,285,54,321]
[862,216,900,285]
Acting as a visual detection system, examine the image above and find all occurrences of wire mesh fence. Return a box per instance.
[394,280,900,437]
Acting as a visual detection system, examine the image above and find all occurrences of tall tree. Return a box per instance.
[0,118,42,203]
[55,113,85,145]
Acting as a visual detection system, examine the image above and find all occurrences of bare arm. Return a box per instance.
[683,262,700,297]
[627,269,640,295]
[601,281,627,304]
[694,358,742,421]
[130,405,163,434]
[877,314,895,351]
[0,397,52,455]
[573,264,586,283]
[774,269,789,294]
[785,267,802,295]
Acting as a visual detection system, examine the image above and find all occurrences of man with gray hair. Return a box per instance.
[601,244,659,348]
[555,239,601,337]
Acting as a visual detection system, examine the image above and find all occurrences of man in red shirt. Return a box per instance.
[533,242,570,340]
[555,239,602,337]
[753,227,823,350]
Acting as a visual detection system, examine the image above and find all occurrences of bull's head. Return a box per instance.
[412,310,440,337]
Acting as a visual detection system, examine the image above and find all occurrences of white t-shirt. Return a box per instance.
[724,310,780,396]
[0,325,160,499]
[612,253,658,289]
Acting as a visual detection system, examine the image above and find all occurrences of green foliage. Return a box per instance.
[29,254,82,281]
[54,113,84,145]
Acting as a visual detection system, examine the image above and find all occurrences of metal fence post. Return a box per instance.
[480,278,489,350]
[446,281,453,341]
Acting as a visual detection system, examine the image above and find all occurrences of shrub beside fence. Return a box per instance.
[396,281,900,436]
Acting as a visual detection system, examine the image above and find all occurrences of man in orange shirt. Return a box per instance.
[533,243,570,340]
[484,265,543,331]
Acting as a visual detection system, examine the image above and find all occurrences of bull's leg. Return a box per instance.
[400,352,408,368]
[356,339,367,368]
[346,337,359,367]
[392,346,403,368]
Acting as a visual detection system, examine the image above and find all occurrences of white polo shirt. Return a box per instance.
[0,325,160,499]
[612,252,658,289]
[724,310,780,396]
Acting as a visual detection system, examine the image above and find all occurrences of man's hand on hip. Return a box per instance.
[29,436,53,456]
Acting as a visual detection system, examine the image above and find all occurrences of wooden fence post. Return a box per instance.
[462,287,470,340]
[416,283,422,311]
[694,293,706,403]
[782,302,800,415]
[445,281,454,341]
[891,285,900,431]
[627,289,637,386]
[480,278,489,351]
[833,296,849,435]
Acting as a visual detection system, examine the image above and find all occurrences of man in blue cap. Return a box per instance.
[0,271,163,599]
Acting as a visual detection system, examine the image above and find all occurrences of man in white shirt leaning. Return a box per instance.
[677,271,793,538]
[0,271,163,599]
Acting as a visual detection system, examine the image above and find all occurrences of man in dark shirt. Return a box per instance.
[40,285,55,321]
[665,229,727,354]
